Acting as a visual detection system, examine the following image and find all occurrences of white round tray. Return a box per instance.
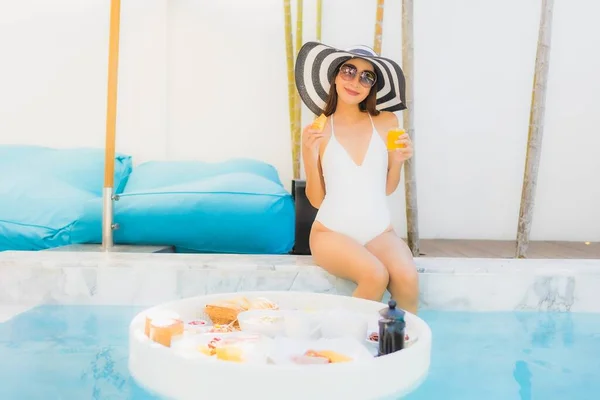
[129,291,432,400]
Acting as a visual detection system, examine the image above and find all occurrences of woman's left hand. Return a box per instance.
[389,133,414,164]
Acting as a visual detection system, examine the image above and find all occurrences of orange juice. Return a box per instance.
[148,318,184,347]
[144,310,181,337]
[387,128,406,150]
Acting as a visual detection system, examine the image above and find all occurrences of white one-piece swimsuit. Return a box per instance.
[314,114,392,245]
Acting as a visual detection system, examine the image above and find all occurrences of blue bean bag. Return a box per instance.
[73,159,295,254]
[0,146,133,251]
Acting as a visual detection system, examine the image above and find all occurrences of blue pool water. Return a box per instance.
[0,306,598,400]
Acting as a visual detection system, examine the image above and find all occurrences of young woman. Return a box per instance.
[294,42,419,314]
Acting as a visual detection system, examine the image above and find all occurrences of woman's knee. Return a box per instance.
[389,261,419,292]
[309,229,388,289]
[357,261,389,291]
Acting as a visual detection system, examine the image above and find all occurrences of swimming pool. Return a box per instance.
[0,305,598,399]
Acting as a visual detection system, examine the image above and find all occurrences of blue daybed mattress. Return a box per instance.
[0,145,132,251]
[73,158,295,254]
[0,145,294,254]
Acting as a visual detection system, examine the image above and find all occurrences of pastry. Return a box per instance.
[249,297,279,310]
[311,114,327,132]
[204,300,247,326]
[204,296,279,326]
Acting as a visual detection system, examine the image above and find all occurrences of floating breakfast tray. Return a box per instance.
[128,291,432,400]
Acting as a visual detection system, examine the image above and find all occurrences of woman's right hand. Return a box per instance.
[301,123,325,163]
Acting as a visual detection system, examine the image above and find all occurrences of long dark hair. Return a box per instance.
[322,63,380,117]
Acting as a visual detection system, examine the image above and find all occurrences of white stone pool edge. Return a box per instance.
[0,251,599,322]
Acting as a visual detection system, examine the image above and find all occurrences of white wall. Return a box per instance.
[0,0,598,241]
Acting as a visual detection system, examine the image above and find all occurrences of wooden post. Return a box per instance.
[292,0,304,180]
[373,0,385,54]
[402,0,420,256]
[102,0,122,251]
[316,0,322,42]
[516,0,555,258]
[283,0,298,180]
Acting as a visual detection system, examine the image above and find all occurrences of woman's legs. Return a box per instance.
[366,231,419,314]
[310,226,389,301]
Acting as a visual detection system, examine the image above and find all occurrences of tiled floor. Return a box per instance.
[418,239,599,259]
[40,240,600,259]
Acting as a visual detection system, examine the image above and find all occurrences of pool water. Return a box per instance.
[0,306,598,400]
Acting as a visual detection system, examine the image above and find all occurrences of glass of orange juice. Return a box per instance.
[387,128,406,150]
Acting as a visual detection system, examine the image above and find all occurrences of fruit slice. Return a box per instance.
[304,349,352,363]
[315,350,353,363]
[215,346,244,362]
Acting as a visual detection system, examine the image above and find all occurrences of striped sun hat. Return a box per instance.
[294,41,407,116]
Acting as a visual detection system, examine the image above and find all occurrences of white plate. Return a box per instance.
[269,337,375,366]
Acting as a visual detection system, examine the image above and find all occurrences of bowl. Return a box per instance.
[237,309,285,337]
[283,310,322,340]
[319,309,368,343]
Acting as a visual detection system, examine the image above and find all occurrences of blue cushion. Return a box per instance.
[0,145,132,195]
[0,146,133,251]
[74,159,295,254]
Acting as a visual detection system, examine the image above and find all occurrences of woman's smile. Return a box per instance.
[344,87,360,96]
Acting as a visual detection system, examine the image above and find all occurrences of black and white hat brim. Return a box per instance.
[294,41,407,116]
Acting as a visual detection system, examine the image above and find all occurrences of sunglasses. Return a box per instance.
[338,63,377,88]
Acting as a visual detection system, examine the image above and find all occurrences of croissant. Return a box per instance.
[249,297,279,310]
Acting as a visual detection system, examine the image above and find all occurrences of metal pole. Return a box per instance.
[102,188,115,250]
[102,0,122,251]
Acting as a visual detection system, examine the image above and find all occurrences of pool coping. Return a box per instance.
[1,250,599,273]
[1,251,599,314]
